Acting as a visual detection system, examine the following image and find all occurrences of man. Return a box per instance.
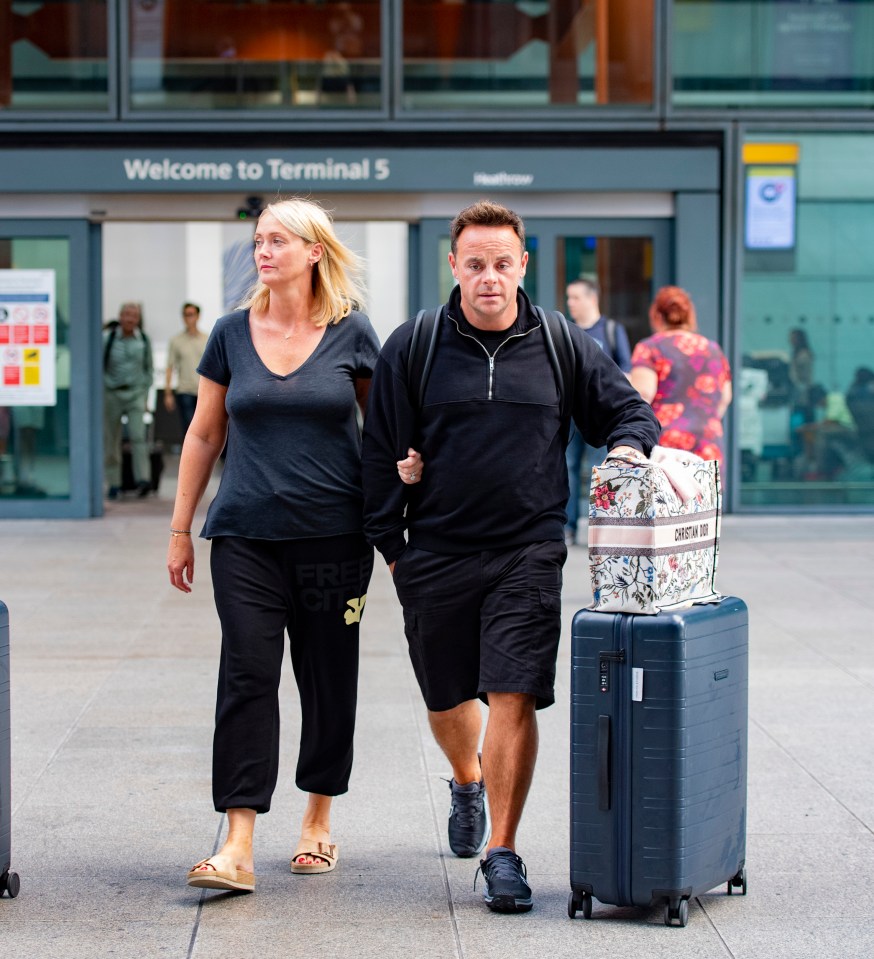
[103,302,154,499]
[564,278,632,545]
[164,302,208,437]
[361,201,659,914]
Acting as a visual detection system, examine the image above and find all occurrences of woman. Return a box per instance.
[168,198,421,893]
[789,327,815,412]
[630,286,732,469]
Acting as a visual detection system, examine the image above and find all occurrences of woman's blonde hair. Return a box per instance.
[242,198,366,327]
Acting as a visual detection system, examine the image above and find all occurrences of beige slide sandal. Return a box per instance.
[290,841,339,875]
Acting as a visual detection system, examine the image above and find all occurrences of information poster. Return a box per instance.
[0,269,57,406]
[745,166,797,250]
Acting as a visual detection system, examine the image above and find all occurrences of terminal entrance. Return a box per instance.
[0,200,681,518]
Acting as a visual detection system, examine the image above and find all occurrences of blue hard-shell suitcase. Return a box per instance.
[0,601,20,898]
[569,597,748,927]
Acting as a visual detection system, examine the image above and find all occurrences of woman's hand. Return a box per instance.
[167,533,195,593]
[397,448,423,485]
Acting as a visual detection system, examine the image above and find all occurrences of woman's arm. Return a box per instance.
[357,375,423,486]
[355,376,371,416]
[716,381,733,419]
[630,366,659,405]
[167,377,229,593]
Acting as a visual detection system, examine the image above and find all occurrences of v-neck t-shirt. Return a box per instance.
[197,308,380,540]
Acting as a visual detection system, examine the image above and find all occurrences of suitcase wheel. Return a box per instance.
[568,890,592,920]
[0,870,20,899]
[727,867,747,896]
[664,898,689,927]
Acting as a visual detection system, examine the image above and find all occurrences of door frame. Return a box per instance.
[0,219,103,518]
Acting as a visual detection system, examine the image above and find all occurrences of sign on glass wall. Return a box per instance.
[743,143,800,251]
[0,269,56,406]
[745,166,797,250]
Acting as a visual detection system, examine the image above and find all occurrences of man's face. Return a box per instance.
[118,305,141,335]
[566,283,598,325]
[183,307,200,332]
[566,284,587,323]
[448,225,527,328]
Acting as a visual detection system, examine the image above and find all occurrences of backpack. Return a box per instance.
[406,304,576,430]
[103,322,151,374]
[604,317,618,362]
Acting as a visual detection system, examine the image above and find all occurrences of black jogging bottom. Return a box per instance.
[209,533,373,813]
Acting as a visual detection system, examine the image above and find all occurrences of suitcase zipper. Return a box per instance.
[616,614,634,906]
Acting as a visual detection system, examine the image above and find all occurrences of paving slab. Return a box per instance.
[1,494,873,959]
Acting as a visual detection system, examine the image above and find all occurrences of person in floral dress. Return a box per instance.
[630,286,733,469]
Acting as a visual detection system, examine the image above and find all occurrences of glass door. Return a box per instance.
[416,216,672,352]
[0,220,101,518]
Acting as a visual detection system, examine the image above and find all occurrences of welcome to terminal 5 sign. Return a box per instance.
[0,148,719,194]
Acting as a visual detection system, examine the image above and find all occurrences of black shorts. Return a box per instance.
[391,540,567,712]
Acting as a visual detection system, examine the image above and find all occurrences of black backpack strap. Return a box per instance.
[605,317,618,362]
[536,306,576,430]
[103,325,117,373]
[407,305,443,409]
[140,330,152,374]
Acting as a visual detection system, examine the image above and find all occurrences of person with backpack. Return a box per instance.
[361,201,659,915]
[103,302,154,499]
[563,278,632,545]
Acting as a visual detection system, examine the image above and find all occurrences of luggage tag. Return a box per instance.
[631,667,644,702]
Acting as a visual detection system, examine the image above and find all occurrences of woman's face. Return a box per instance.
[253,211,321,289]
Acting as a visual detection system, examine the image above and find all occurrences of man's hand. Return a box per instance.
[164,391,176,412]
[605,445,647,463]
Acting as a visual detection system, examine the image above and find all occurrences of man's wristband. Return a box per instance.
[170,528,192,538]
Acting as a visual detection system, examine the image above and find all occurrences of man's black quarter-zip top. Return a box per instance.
[361,286,661,564]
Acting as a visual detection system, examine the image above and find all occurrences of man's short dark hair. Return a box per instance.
[182,302,201,315]
[449,200,525,255]
[567,277,600,298]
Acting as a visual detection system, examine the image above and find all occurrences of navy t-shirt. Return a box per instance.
[197,309,380,540]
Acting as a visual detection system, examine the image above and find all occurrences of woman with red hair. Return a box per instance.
[630,286,733,469]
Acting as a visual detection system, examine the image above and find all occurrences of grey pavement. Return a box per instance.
[1,473,874,959]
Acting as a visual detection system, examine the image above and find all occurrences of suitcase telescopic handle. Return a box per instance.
[597,715,611,811]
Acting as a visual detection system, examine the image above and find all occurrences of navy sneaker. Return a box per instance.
[447,776,490,858]
[476,847,533,913]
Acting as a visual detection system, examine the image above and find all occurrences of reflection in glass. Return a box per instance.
[673,1,874,109]
[741,144,874,505]
[129,0,382,111]
[403,0,653,109]
[0,239,71,500]
[0,0,108,112]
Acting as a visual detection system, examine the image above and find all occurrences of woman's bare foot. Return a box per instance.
[189,844,254,877]
[293,793,334,867]
[189,808,256,876]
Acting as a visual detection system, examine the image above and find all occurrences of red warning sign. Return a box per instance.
[3,366,20,386]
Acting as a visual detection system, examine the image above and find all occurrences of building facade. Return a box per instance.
[1,0,873,516]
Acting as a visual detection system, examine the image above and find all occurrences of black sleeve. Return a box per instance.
[568,324,661,455]
[361,323,418,564]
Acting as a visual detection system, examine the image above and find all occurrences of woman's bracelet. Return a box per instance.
[170,528,192,537]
